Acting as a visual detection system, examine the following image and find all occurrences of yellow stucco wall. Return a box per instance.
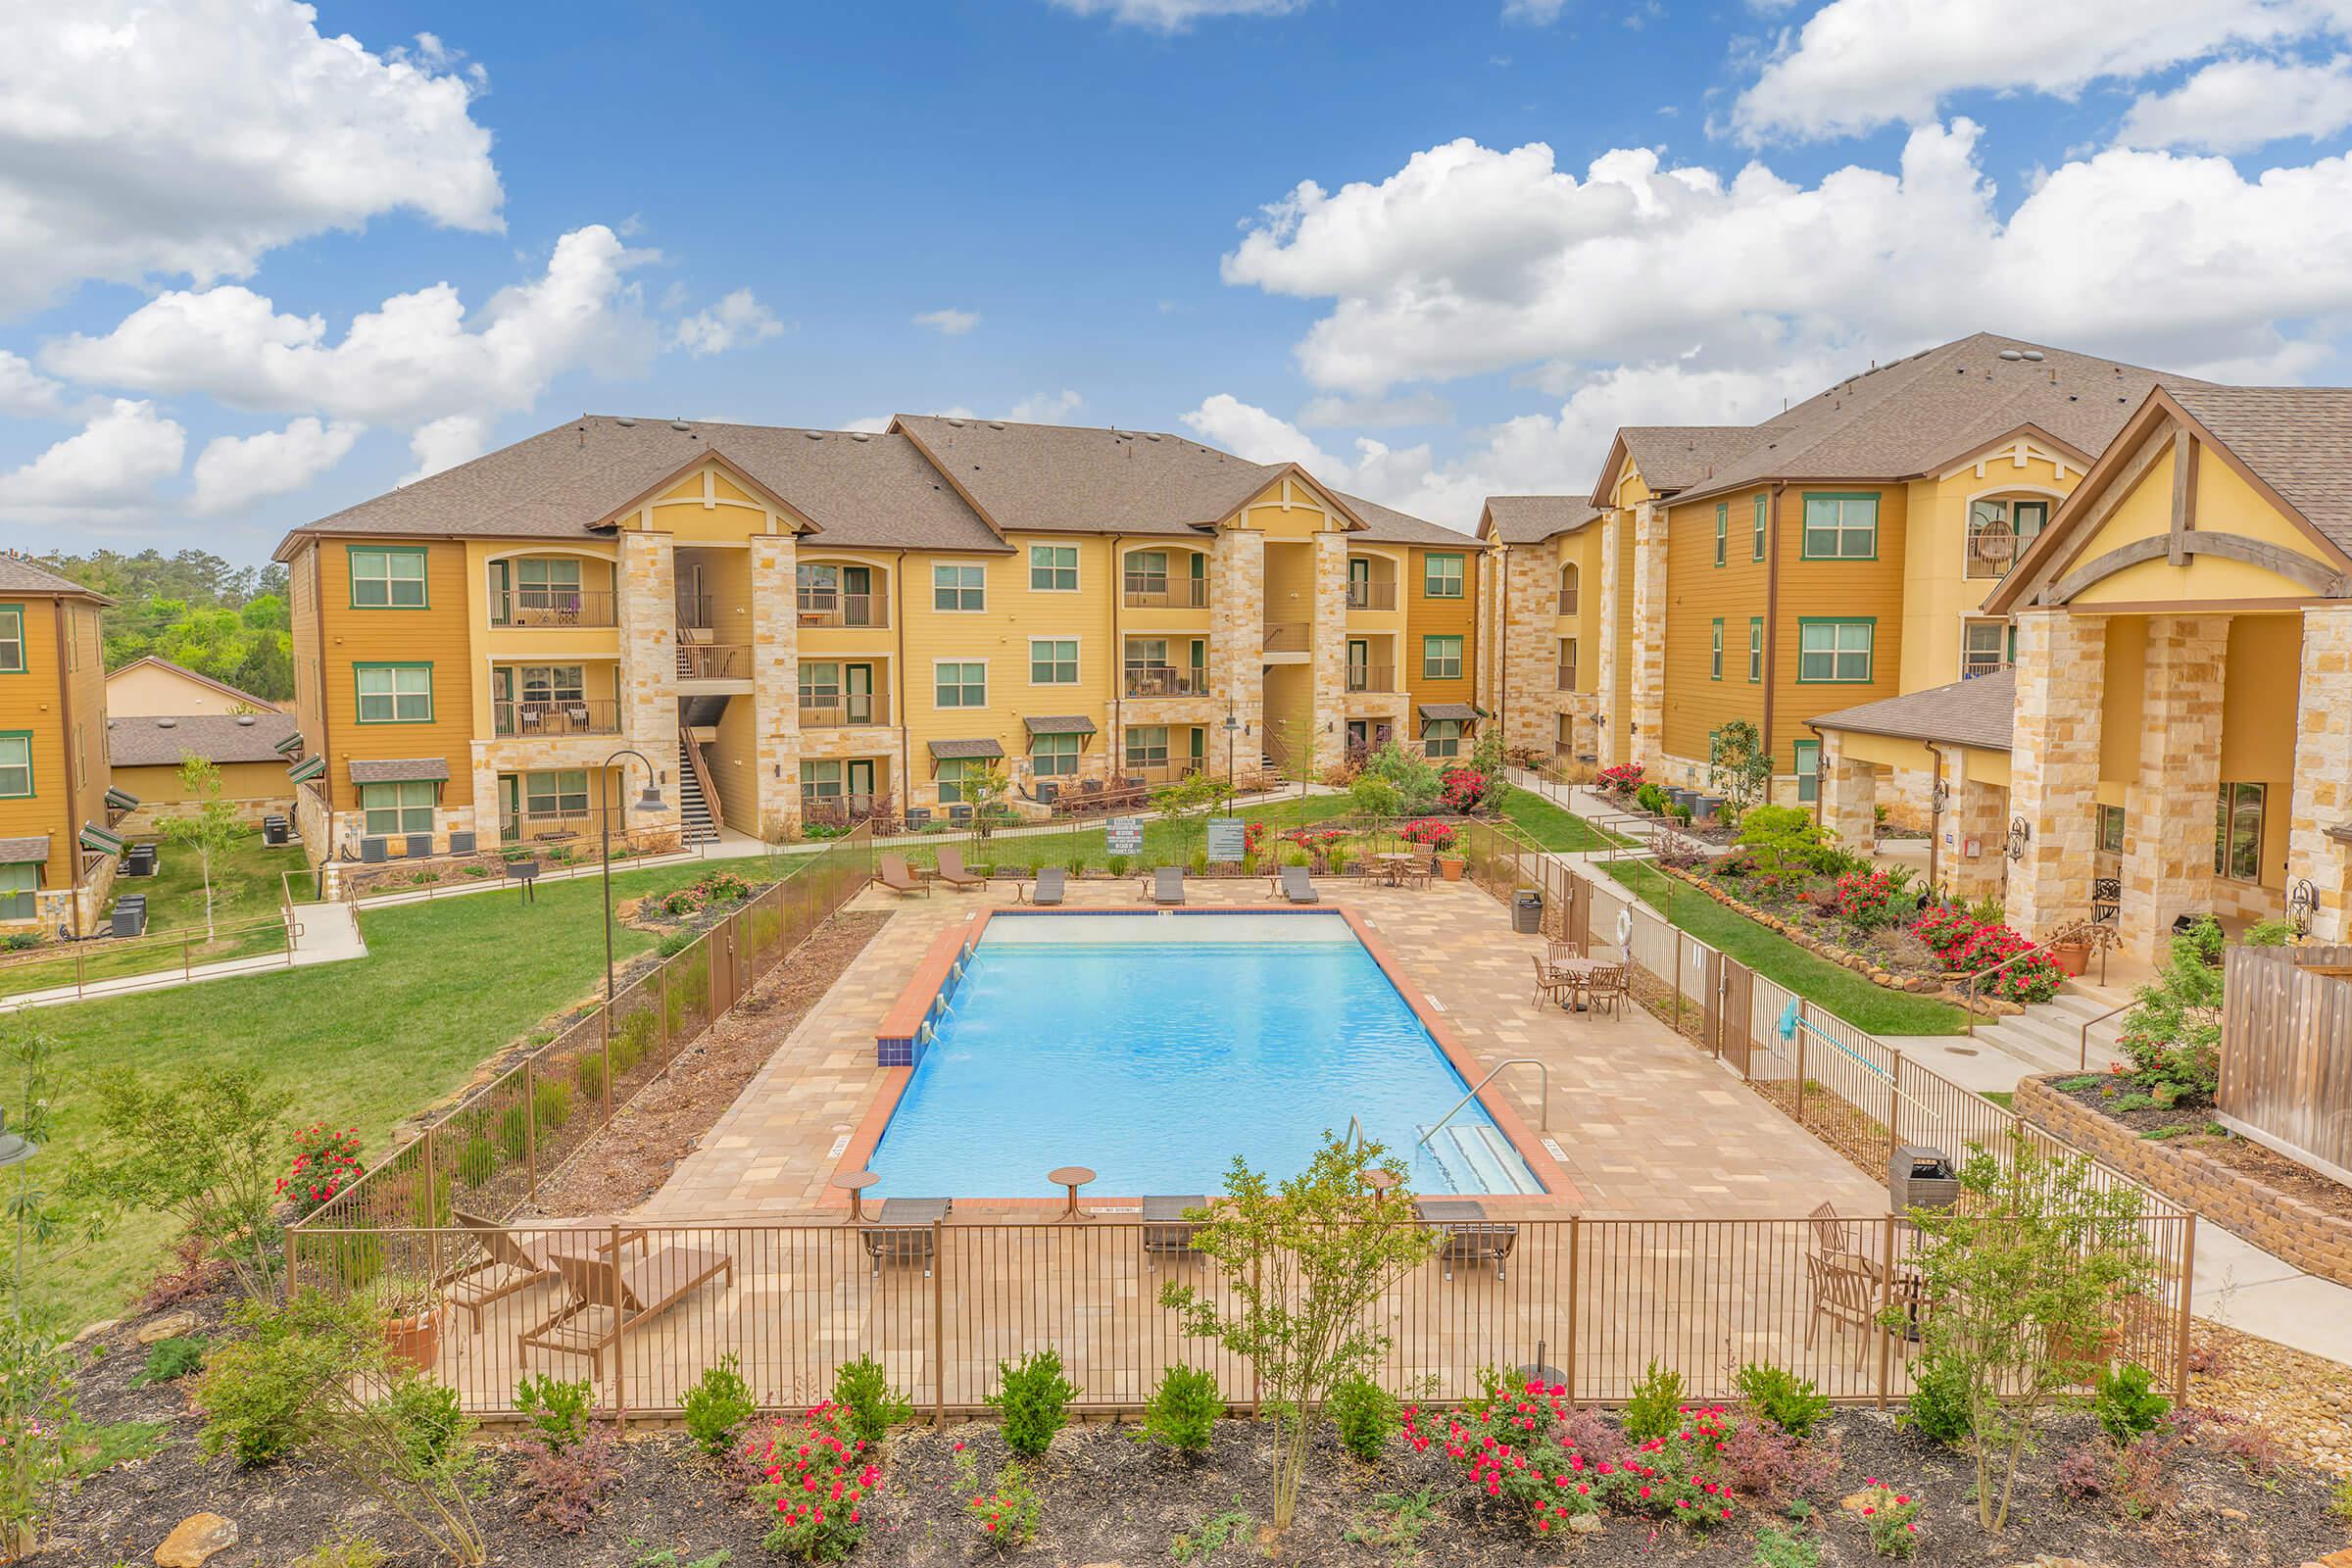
[2068,437,2331,607]
[1899,446,2078,687]
[1662,489,1770,760]
[1404,544,1478,741]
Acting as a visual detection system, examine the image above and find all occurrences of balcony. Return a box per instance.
[798,692,891,728]
[493,588,617,628]
[1556,664,1577,691]
[1123,575,1208,610]
[1347,580,1397,611]
[500,806,592,842]
[797,591,884,629]
[494,699,622,738]
[1262,621,1310,654]
[1346,663,1396,694]
[1123,664,1208,699]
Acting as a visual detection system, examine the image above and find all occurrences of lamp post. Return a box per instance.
[1224,699,1240,807]
[599,748,667,1008]
[0,1108,38,1314]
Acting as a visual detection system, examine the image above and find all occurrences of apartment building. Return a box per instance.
[1475,495,1610,766]
[273,416,1482,863]
[0,556,121,933]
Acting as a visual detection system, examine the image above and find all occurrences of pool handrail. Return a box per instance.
[1419,1057,1549,1143]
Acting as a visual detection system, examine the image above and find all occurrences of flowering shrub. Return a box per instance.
[1910,908,2059,1004]
[1598,763,1644,796]
[1833,870,1900,933]
[1243,820,1268,857]
[276,1122,365,1216]
[966,1463,1041,1548]
[1441,766,1497,813]
[745,1403,880,1560]
[1397,817,1457,852]
[1848,1480,1921,1556]
[1402,1378,1740,1537]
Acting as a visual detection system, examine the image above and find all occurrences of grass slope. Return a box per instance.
[133,827,312,934]
[1494,786,1636,854]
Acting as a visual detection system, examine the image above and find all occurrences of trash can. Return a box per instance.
[1890,1144,1960,1214]
[112,895,147,939]
[1513,890,1543,935]
[262,813,289,847]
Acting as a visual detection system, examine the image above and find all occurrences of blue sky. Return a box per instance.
[6,0,2352,564]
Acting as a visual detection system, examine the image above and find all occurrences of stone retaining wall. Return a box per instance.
[2018,1074,2352,1289]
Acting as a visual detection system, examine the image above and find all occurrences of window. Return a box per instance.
[521,770,586,819]
[1961,619,2009,679]
[1748,617,1764,682]
[1709,618,1724,679]
[798,662,840,703]
[362,780,437,836]
[1792,738,1820,805]
[2215,782,2266,882]
[1030,639,1078,684]
[0,735,27,799]
[1032,732,1081,776]
[1965,498,2049,579]
[1752,493,1768,561]
[1796,620,1874,683]
[517,664,584,704]
[1423,553,1464,598]
[795,563,840,612]
[934,661,986,709]
[0,608,21,673]
[1800,494,1879,559]
[1558,638,1578,690]
[356,663,432,722]
[0,864,33,921]
[1714,503,1728,566]
[1424,718,1463,759]
[1125,726,1169,769]
[515,557,580,599]
[1029,545,1078,592]
[349,547,427,607]
[1422,635,1463,680]
[1126,550,1167,596]
[2097,804,2126,856]
[800,760,843,802]
[1558,564,1579,614]
[932,564,985,612]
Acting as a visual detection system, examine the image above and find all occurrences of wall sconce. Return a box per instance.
[2286,877,2319,938]
[1930,779,1949,817]
[2005,816,2031,862]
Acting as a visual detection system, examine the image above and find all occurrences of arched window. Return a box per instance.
[1558,563,1581,614]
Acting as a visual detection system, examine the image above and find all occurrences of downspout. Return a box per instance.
[1761,481,1786,788]
[1923,740,1945,894]
[1494,544,1509,753]
[53,603,81,938]
[893,551,908,807]
[1109,534,1124,781]
[1806,721,1826,831]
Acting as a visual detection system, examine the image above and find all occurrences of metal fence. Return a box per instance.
[2219,944,2352,1182]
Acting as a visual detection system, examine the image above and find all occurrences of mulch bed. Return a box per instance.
[2048,1077,2352,1222]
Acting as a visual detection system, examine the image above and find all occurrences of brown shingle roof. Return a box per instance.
[1022,715,1098,735]
[0,836,50,865]
[2166,381,2352,556]
[1484,495,1600,545]
[109,712,301,768]
[348,758,451,785]
[927,738,1004,760]
[1337,491,1479,546]
[0,554,112,602]
[893,416,1281,536]
[1809,669,2015,752]
[1419,702,1481,722]
[1617,428,1762,495]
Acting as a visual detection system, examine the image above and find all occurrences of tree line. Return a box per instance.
[35,549,292,702]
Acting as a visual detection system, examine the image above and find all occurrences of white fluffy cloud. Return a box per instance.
[1044,0,1307,27]
[190,416,362,515]
[1502,0,1570,22]
[1220,122,2352,399]
[673,289,784,357]
[0,400,185,520]
[0,352,62,418]
[0,0,503,314]
[1730,0,2352,143]
[403,416,492,484]
[2117,53,2352,149]
[911,308,981,336]
[1006,389,1084,422]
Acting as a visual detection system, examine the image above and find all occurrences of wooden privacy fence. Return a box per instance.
[295,825,874,1234]
[2220,944,2352,1183]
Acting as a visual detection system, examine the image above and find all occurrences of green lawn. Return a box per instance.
[10,857,761,1327]
[132,827,313,933]
[1599,859,1970,1037]
[1495,786,1636,854]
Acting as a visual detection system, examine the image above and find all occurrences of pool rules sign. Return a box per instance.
[1205,816,1247,863]
[1105,816,1144,856]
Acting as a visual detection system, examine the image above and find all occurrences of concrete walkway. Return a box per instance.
[0,901,368,1013]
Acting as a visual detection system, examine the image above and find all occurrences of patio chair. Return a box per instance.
[1142,1196,1207,1270]
[877,855,929,897]
[1027,866,1066,906]
[447,1209,648,1333]
[1529,955,1575,1010]
[1275,864,1319,905]
[517,1242,735,1377]
[1144,865,1186,906]
[1583,962,1626,1018]
[862,1197,951,1278]
[1804,1249,1883,1365]
[1416,1198,1516,1282]
[933,846,987,890]
[1808,1200,1862,1260]
[1403,849,1436,889]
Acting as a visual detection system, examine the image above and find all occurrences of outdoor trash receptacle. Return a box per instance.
[1890,1144,1959,1213]
[1513,890,1543,934]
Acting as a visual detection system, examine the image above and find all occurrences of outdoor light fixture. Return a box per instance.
[2287,877,2319,938]
[0,1108,36,1169]
[1930,778,1949,816]
[599,747,663,1006]
[2005,816,2031,862]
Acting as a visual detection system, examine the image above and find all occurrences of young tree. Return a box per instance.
[1275,714,1321,798]
[158,750,242,941]
[1706,720,1773,818]
[961,757,1010,837]
[1149,768,1230,866]
[1902,1126,2155,1534]
[1159,1133,1439,1532]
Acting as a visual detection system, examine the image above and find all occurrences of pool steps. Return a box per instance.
[1417,1124,1548,1196]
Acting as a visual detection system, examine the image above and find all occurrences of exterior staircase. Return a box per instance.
[1967,987,2132,1080]
[674,739,718,844]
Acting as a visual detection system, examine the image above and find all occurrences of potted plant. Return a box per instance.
[374,1277,446,1373]
[2048,926,2092,978]
[1401,817,1464,878]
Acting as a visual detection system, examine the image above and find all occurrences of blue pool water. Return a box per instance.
[863,912,1544,1198]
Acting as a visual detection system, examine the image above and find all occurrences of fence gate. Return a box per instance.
[1718,956,1754,1077]
[1567,871,1592,952]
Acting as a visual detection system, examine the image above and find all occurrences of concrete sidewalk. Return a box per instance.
[0,901,368,1013]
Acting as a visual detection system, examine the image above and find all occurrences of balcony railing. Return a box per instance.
[1262,621,1310,653]
[1123,576,1208,610]
[492,589,617,628]
[1116,760,1206,787]
[500,806,592,842]
[798,692,890,728]
[1557,591,1579,615]
[1346,663,1396,694]
[493,698,621,738]
[1556,664,1577,691]
[678,644,751,680]
[1347,580,1397,611]
[1123,664,1208,699]
[796,592,884,628]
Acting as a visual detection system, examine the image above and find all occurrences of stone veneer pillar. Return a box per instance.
[1309,532,1348,772]
[2118,615,2228,963]
[1210,528,1265,766]
[1628,501,1668,770]
[1819,731,1878,853]
[2007,609,2106,942]
[1501,548,1556,755]
[749,534,801,841]
[616,530,684,841]
[1941,774,2010,903]
[1596,517,1624,772]
[2286,604,2352,943]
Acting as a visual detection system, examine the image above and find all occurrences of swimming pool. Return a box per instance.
[861,910,1547,1199]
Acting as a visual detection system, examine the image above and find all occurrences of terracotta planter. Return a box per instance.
[2047,1322,2120,1379]
[1438,856,1466,881]
[384,1304,446,1373]
[2049,940,2091,978]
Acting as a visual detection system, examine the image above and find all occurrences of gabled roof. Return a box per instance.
[1810,669,2014,753]
[106,655,280,711]
[1479,495,1601,545]
[109,711,302,768]
[892,416,1294,537]
[2165,382,2352,556]
[0,553,113,603]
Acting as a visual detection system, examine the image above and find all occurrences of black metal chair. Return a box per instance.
[2091,878,2122,926]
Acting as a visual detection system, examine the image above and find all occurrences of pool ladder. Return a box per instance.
[1418,1058,1549,1143]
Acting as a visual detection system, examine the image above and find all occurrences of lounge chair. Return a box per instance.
[877,855,929,897]
[1416,1197,1517,1282]
[447,1210,646,1333]
[517,1242,735,1376]
[1142,1196,1206,1270]
[1274,864,1319,905]
[1144,865,1186,906]
[861,1197,951,1278]
[933,846,987,890]
[1026,866,1066,906]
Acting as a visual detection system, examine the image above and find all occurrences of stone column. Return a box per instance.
[615,530,684,842]
[1309,531,1348,771]
[749,534,802,842]
[1628,501,1669,770]
[2007,609,2106,942]
[1819,731,1878,854]
[1210,528,1265,763]
[1596,516,1623,771]
[2119,614,2228,962]
[2287,604,2352,943]
[1501,548,1556,755]
[1942,774,2009,903]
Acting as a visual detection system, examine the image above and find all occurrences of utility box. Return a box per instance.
[1513,890,1543,935]
[1890,1144,1959,1214]
[111,895,147,939]
[262,814,289,847]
